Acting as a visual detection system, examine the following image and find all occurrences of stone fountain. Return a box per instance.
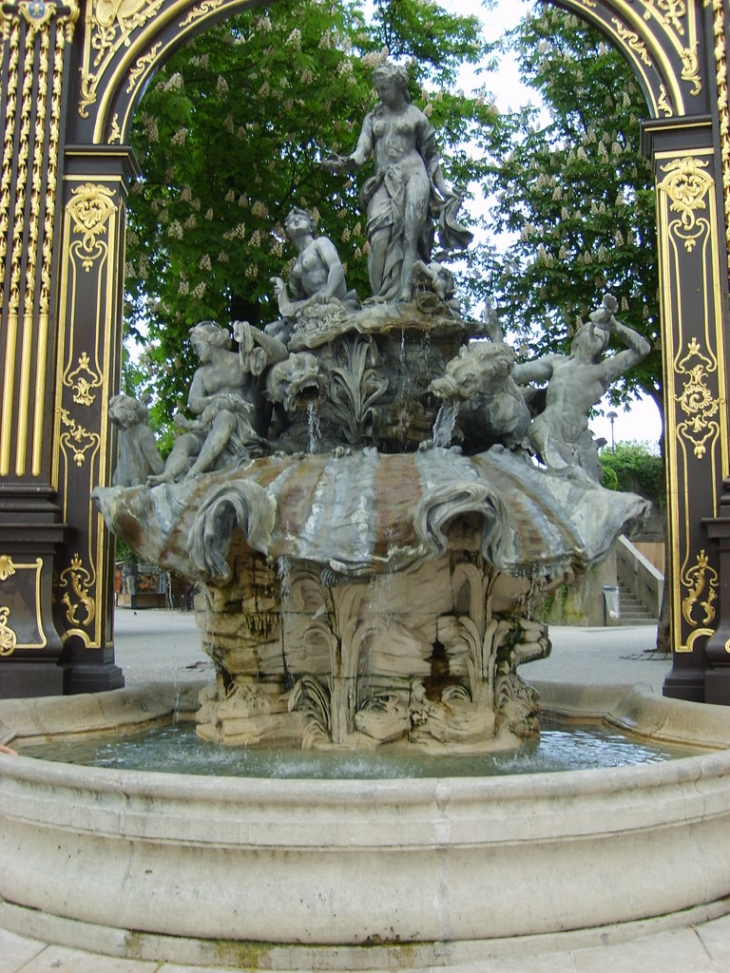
[92,63,651,755]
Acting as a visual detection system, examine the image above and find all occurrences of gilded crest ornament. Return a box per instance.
[658,157,714,253]
[674,338,721,459]
[67,183,117,271]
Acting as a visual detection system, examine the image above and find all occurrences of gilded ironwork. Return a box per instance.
[682,549,718,628]
[674,338,721,460]
[66,183,117,270]
[66,353,103,407]
[59,408,101,467]
[0,607,17,657]
[78,0,164,117]
[59,553,96,630]
[657,156,714,253]
[126,43,162,93]
[711,0,730,263]
[0,558,47,649]
[611,18,653,67]
[179,0,225,27]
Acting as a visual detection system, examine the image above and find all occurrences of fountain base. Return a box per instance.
[2,680,730,967]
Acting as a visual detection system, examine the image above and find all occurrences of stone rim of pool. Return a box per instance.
[2,679,730,970]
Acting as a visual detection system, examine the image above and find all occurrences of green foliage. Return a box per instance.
[599,441,665,508]
[124,0,495,422]
[468,4,661,418]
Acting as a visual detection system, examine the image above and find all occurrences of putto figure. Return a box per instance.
[325,61,471,303]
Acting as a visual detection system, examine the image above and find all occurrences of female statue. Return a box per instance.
[325,61,471,303]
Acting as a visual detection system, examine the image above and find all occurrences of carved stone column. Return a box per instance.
[0,0,79,697]
[643,117,730,702]
[51,147,139,693]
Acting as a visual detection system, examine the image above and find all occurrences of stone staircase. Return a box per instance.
[617,580,657,625]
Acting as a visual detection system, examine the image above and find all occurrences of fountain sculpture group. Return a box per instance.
[95,62,650,752]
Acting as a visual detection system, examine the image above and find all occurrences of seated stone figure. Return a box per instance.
[266,207,358,344]
[148,321,287,484]
[512,295,651,481]
[108,393,164,486]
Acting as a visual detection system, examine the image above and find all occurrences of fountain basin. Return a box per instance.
[2,681,730,967]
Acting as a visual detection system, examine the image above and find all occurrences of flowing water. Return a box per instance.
[20,718,700,779]
[432,402,460,448]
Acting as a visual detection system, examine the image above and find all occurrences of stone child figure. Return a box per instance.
[324,61,472,303]
[268,208,358,341]
[108,393,164,487]
[148,321,287,483]
[512,295,651,481]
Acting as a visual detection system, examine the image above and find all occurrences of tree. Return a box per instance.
[124,0,495,425]
[467,4,661,422]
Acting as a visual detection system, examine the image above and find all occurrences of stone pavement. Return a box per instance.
[4,610,729,973]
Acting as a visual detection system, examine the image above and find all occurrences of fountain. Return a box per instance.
[3,60,730,967]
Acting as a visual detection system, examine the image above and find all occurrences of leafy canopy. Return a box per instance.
[467,5,661,419]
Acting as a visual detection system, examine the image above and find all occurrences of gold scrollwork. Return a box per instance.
[0,556,16,582]
[65,352,102,407]
[79,0,163,117]
[611,19,653,67]
[108,113,122,144]
[656,84,673,117]
[180,0,226,27]
[59,408,101,466]
[59,553,96,629]
[66,183,117,271]
[658,156,714,253]
[125,42,162,94]
[682,549,718,628]
[674,338,720,459]
[0,606,17,657]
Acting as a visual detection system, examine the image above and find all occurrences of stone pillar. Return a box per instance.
[643,117,730,702]
[0,0,79,697]
[51,146,139,693]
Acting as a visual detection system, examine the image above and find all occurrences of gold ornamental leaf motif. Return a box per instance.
[59,408,101,466]
[674,339,721,460]
[0,556,16,582]
[59,553,96,628]
[66,352,102,407]
[0,606,17,656]
[79,0,163,116]
[611,19,653,67]
[180,0,226,28]
[67,183,116,271]
[682,549,718,628]
[658,157,714,253]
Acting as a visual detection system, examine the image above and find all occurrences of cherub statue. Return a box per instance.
[512,295,651,480]
[148,321,287,484]
[108,393,164,487]
[266,207,358,344]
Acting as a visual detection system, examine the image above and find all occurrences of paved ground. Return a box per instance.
[5,610,728,973]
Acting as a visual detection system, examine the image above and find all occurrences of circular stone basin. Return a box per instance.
[2,680,730,969]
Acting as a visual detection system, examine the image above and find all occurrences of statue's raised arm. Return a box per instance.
[324,61,471,303]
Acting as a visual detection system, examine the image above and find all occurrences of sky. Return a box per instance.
[450,0,664,448]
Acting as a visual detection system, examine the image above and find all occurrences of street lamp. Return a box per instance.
[606,411,617,453]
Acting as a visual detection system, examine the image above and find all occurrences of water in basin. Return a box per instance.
[20,717,699,778]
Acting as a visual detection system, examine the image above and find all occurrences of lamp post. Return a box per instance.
[606,411,617,453]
